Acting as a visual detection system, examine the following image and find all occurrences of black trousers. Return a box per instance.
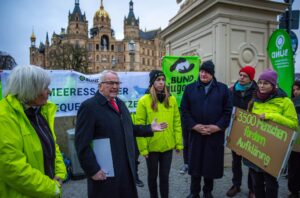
[190,176,214,195]
[231,151,253,191]
[146,150,173,198]
[288,151,300,194]
[250,168,278,198]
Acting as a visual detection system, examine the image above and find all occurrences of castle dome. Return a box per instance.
[94,0,110,20]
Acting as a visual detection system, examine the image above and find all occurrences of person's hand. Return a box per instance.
[175,149,181,154]
[54,176,63,186]
[151,118,168,131]
[92,170,107,181]
[192,124,210,135]
[204,125,221,134]
[144,154,149,159]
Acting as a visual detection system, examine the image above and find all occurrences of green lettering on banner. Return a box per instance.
[162,56,200,106]
[236,137,271,166]
[267,29,294,97]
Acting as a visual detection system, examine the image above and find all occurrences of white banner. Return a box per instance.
[1,70,149,117]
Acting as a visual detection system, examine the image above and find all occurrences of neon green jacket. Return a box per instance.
[251,96,298,130]
[0,95,66,198]
[135,94,183,156]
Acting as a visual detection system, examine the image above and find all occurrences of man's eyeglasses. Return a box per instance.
[102,81,122,86]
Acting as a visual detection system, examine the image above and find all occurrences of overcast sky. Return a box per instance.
[0,0,299,71]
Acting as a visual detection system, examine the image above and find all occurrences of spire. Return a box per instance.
[69,0,85,22]
[30,28,36,47]
[46,32,49,46]
[125,0,139,26]
[100,0,103,9]
[129,0,133,12]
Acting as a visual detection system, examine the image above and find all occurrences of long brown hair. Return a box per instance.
[149,85,170,111]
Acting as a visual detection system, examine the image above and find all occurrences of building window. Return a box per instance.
[142,58,145,65]
[147,49,150,56]
[88,43,93,51]
[96,55,99,62]
[96,44,99,50]
[111,45,114,51]
[147,59,150,65]
[76,24,78,29]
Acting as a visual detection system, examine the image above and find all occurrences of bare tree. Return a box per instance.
[48,43,88,73]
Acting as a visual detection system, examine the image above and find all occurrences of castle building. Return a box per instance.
[30,0,164,73]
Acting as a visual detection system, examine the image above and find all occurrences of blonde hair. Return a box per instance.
[149,85,170,111]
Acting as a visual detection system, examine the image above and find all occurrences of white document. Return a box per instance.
[92,138,115,177]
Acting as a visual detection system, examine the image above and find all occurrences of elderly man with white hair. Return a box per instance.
[0,65,66,198]
[75,70,167,198]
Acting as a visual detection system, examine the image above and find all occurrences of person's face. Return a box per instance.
[238,72,251,85]
[153,76,165,92]
[199,70,213,83]
[293,85,300,97]
[99,73,120,100]
[30,88,51,106]
[258,80,273,94]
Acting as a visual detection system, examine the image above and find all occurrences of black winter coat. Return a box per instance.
[181,79,233,178]
[75,91,153,198]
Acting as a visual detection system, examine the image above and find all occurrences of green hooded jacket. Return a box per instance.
[135,94,183,156]
[0,95,66,198]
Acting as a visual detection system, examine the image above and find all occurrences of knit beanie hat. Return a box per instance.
[149,70,165,87]
[200,60,215,76]
[240,66,255,81]
[258,69,278,86]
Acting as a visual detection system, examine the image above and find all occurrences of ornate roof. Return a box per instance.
[94,0,110,20]
[125,0,139,26]
[139,29,160,40]
[69,0,86,22]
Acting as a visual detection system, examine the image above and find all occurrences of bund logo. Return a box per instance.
[170,58,194,73]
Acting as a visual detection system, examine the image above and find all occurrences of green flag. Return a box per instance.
[267,29,294,97]
[162,56,200,106]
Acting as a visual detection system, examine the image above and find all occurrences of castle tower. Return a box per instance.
[124,0,139,40]
[66,0,88,46]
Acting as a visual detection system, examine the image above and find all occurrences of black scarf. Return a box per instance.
[157,92,166,103]
[24,107,56,179]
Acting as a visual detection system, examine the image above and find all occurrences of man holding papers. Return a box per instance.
[75,70,167,198]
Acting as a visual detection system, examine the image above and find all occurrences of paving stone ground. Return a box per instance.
[62,151,290,198]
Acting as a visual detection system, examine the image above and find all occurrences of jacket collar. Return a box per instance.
[6,94,56,117]
[95,91,122,112]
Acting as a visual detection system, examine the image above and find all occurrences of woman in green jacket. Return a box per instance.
[136,70,183,198]
[0,65,67,198]
[248,70,298,198]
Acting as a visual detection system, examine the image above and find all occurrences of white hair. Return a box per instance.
[5,65,51,103]
[98,70,118,84]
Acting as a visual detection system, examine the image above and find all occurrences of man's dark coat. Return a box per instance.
[75,91,152,198]
[181,79,233,179]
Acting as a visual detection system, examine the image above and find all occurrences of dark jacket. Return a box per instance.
[231,81,257,110]
[181,78,233,178]
[75,91,153,198]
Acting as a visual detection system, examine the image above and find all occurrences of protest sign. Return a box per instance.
[226,107,298,179]
[1,70,149,117]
